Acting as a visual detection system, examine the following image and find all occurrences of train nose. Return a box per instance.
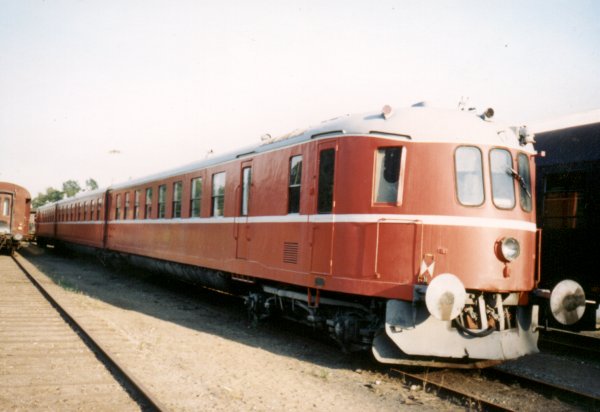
[550,279,586,325]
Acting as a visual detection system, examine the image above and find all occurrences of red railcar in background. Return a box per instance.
[0,181,31,254]
[36,105,586,367]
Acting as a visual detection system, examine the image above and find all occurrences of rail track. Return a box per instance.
[539,328,600,359]
[1,253,167,411]
[389,360,600,412]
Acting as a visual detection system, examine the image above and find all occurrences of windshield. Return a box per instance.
[517,153,532,212]
[490,149,515,209]
[455,146,484,206]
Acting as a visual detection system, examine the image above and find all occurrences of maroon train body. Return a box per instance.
[36,105,586,366]
[0,182,31,254]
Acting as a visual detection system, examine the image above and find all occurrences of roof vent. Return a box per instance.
[480,108,495,120]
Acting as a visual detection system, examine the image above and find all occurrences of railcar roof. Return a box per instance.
[535,121,600,166]
[0,181,31,198]
[38,105,526,210]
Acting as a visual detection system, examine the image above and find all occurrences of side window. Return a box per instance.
[455,146,485,206]
[190,177,202,218]
[374,147,402,203]
[490,149,515,209]
[317,149,335,214]
[97,197,103,221]
[542,172,586,229]
[124,192,130,219]
[288,155,302,213]
[241,167,251,216]
[83,202,87,221]
[115,194,121,220]
[517,153,532,212]
[158,185,166,219]
[90,200,95,220]
[172,181,182,218]
[145,188,152,219]
[134,190,140,219]
[212,172,226,217]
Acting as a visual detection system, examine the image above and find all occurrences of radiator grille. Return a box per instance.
[283,242,299,264]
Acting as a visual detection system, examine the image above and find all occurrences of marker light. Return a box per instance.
[425,273,466,321]
[13,233,23,241]
[499,237,520,262]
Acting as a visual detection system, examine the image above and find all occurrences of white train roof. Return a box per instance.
[528,108,600,134]
[38,105,526,210]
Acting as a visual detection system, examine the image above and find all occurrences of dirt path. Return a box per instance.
[16,245,459,411]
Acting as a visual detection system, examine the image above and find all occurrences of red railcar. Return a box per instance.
[0,181,31,254]
[36,105,586,366]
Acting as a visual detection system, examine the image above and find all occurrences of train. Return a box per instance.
[0,182,32,255]
[532,110,600,330]
[35,104,586,367]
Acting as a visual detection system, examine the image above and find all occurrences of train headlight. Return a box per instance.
[550,279,586,325]
[499,237,520,262]
[13,233,23,241]
[425,273,466,321]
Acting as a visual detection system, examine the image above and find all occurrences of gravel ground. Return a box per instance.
[16,244,461,411]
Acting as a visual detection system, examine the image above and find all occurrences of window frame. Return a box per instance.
[145,187,153,219]
[288,155,302,214]
[172,181,182,218]
[454,146,486,207]
[190,177,202,218]
[373,146,405,205]
[158,184,167,219]
[211,172,226,217]
[489,148,516,210]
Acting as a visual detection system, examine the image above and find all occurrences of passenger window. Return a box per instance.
[2,198,9,215]
[317,149,335,213]
[190,177,202,218]
[145,188,152,219]
[212,172,226,217]
[97,197,103,220]
[455,147,485,206]
[134,190,140,219]
[158,185,166,219]
[241,167,251,216]
[490,149,516,209]
[124,193,130,219]
[172,181,182,218]
[374,147,402,203]
[517,153,532,212]
[91,200,95,220]
[288,156,302,213]
[115,195,121,220]
[83,202,87,221]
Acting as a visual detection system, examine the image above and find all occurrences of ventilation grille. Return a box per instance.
[283,242,299,264]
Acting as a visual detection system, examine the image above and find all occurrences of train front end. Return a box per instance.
[361,107,586,366]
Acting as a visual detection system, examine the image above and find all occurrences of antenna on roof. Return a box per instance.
[205,149,214,158]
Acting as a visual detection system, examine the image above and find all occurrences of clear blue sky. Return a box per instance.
[1,0,599,197]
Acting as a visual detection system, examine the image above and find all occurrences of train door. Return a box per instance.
[236,161,252,259]
[310,141,337,275]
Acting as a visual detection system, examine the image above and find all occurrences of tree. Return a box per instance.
[62,180,81,198]
[85,178,99,191]
[32,187,63,208]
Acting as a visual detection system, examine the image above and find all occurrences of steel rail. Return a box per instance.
[12,253,168,412]
[485,367,600,410]
[539,328,600,359]
[389,368,513,411]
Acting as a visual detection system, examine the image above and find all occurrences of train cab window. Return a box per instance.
[212,172,226,217]
[317,149,335,214]
[490,149,516,209]
[134,191,140,219]
[517,153,532,212]
[2,198,9,216]
[190,177,202,218]
[288,156,302,213]
[124,193,130,219]
[241,167,251,216]
[145,188,152,219]
[172,181,182,218]
[455,146,484,206]
[374,147,402,203]
[115,194,121,220]
[158,185,167,219]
